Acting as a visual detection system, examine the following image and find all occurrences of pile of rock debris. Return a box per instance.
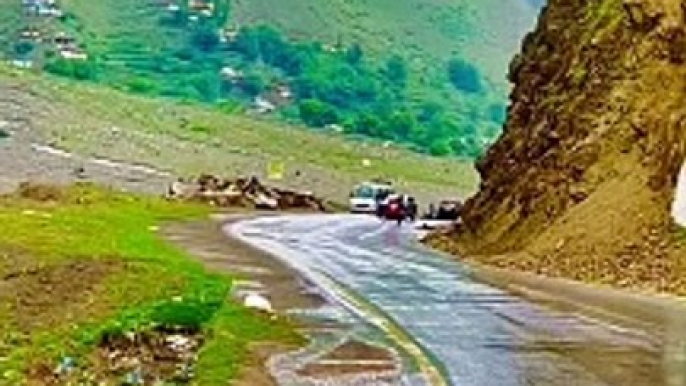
[167,174,329,212]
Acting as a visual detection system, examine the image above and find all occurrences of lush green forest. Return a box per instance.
[3,0,540,157]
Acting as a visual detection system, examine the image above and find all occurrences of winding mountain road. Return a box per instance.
[231,215,677,386]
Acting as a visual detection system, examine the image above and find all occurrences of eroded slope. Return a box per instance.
[433,0,686,294]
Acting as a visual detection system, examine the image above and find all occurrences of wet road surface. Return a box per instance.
[231,215,674,386]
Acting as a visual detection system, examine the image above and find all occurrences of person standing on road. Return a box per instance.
[428,203,436,219]
[406,196,418,222]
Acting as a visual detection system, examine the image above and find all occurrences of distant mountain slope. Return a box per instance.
[1,0,540,157]
[231,0,539,84]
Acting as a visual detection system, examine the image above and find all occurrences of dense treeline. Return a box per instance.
[222,25,494,157]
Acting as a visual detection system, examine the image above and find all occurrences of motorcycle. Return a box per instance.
[383,197,406,226]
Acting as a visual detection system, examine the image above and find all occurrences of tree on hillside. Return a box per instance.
[13,41,34,56]
[383,55,408,87]
[447,58,482,93]
[45,59,98,81]
[429,140,452,156]
[417,102,445,123]
[487,102,507,123]
[240,71,267,97]
[345,43,363,65]
[253,26,286,65]
[353,112,383,137]
[233,28,261,60]
[192,23,220,52]
[386,110,418,140]
[298,99,338,127]
[190,73,220,101]
[232,25,290,66]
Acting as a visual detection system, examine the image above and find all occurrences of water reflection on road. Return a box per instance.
[233,215,675,386]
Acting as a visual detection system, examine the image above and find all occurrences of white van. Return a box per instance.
[349,182,394,214]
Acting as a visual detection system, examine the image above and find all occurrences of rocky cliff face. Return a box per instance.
[434,0,686,294]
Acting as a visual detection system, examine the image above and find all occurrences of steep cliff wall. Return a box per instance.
[432,0,686,294]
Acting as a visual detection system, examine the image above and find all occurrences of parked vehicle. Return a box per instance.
[349,181,394,214]
[416,199,462,230]
[435,200,462,220]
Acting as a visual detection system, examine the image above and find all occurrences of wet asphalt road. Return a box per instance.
[232,215,671,386]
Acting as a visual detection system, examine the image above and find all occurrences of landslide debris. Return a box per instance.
[430,0,686,294]
[167,174,331,212]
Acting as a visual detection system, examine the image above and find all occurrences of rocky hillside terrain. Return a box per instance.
[431,0,686,294]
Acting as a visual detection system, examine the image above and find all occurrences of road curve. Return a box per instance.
[231,214,669,386]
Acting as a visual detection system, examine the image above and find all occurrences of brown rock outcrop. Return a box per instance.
[432,0,686,294]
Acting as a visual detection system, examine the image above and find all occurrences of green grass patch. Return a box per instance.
[0,183,300,385]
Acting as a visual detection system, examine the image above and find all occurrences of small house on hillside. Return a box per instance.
[253,96,275,114]
[323,44,339,53]
[220,66,242,82]
[38,4,62,17]
[251,85,293,115]
[19,27,42,41]
[274,84,292,100]
[222,27,240,43]
[160,0,180,11]
[23,0,62,17]
[54,32,76,49]
[59,47,88,61]
[189,0,214,14]
[10,58,34,69]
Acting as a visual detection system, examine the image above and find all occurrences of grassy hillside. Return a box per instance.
[0,64,477,202]
[0,0,540,157]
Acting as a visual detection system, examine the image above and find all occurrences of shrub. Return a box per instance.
[191,24,220,52]
[487,102,507,123]
[298,99,338,127]
[151,299,218,331]
[45,59,98,81]
[126,77,158,94]
[447,58,483,93]
[14,41,35,56]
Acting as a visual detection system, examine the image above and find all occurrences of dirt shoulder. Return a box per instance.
[161,213,404,385]
[469,261,686,333]
[161,213,324,312]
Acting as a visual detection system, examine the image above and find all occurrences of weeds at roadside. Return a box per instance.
[0,183,301,385]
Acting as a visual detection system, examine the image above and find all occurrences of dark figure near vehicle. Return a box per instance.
[427,203,437,219]
[375,189,391,217]
[405,197,418,222]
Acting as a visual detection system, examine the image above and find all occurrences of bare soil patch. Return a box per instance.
[0,259,122,332]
